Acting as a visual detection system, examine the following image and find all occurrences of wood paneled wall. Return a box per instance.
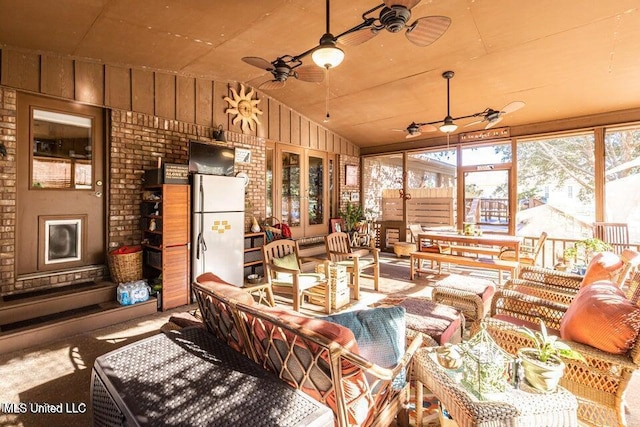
[0,47,359,156]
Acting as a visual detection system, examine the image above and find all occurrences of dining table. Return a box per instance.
[417,229,523,260]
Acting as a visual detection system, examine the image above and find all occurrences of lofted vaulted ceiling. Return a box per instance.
[1,0,639,150]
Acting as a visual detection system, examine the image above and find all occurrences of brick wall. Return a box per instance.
[0,104,267,295]
[339,154,361,213]
[109,110,266,249]
[0,87,16,294]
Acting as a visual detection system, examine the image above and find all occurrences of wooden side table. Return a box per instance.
[413,347,578,427]
[242,281,275,306]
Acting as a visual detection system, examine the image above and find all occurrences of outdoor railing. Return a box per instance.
[524,235,640,269]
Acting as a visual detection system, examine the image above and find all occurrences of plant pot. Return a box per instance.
[517,348,565,392]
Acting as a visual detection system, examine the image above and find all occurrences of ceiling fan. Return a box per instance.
[401,70,525,137]
[337,0,451,47]
[242,0,345,90]
[464,101,526,129]
[242,55,325,90]
[392,121,437,139]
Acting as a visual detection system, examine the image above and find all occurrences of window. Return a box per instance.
[32,109,93,189]
[604,125,640,242]
[515,133,595,239]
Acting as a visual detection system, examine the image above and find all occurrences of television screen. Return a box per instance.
[188,141,235,176]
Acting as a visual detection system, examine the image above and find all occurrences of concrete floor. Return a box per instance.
[0,252,638,426]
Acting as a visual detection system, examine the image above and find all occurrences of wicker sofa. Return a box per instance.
[191,273,423,427]
[478,256,640,427]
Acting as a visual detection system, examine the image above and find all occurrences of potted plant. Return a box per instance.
[563,237,612,272]
[517,320,585,392]
[339,201,365,233]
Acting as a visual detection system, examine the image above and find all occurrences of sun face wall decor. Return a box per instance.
[224,84,263,134]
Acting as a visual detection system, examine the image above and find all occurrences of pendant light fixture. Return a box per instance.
[401,70,525,138]
[438,71,458,133]
[312,0,344,69]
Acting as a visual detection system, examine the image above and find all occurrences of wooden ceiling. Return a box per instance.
[1,0,639,149]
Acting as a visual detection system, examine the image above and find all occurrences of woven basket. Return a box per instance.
[263,216,283,242]
[108,250,143,284]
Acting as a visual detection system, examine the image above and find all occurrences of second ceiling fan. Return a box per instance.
[397,71,525,138]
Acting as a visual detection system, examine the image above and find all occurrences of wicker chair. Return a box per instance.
[325,231,380,300]
[478,280,640,426]
[192,280,423,427]
[503,265,584,305]
[505,251,640,306]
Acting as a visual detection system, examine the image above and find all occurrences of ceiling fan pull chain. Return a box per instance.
[324,69,330,122]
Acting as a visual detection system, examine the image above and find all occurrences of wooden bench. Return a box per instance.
[448,244,502,257]
[409,251,519,285]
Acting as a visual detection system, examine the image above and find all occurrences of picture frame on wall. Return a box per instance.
[330,218,345,233]
[345,164,358,186]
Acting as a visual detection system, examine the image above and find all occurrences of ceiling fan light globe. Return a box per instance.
[312,45,344,69]
[439,122,458,133]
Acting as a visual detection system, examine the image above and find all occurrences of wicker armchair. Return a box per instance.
[504,265,584,305]
[192,279,422,427]
[506,251,640,306]
[478,286,640,427]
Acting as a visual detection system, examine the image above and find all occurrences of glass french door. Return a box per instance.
[276,146,328,238]
[461,168,512,234]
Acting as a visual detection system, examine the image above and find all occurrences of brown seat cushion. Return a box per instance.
[243,305,373,426]
[560,281,640,354]
[261,307,359,352]
[376,296,463,345]
[579,252,623,288]
[196,272,255,306]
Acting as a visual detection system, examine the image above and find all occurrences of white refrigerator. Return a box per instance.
[192,174,245,286]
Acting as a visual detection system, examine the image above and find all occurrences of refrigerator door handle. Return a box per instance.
[196,231,206,259]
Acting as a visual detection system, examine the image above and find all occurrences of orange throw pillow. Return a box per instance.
[579,252,623,287]
[560,281,640,354]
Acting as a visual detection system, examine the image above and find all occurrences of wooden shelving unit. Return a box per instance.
[243,232,265,280]
[141,184,190,311]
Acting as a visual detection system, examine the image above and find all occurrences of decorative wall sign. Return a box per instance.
[235,148,252,164]
[345,164,358,186]
[459,127,510,142]
[224,84,263,133]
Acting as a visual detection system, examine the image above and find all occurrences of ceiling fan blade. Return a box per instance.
[295,65,325,83]
[384,0,421,9]
[338,27,379,46]
[421,124,438,132]
[406,132,421,139]
[242,56,274,71]
[485,117,503,129]
[464,119,484,127]
[405,16,451,47]
[258,80,286,90]
[501,101,525,114]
